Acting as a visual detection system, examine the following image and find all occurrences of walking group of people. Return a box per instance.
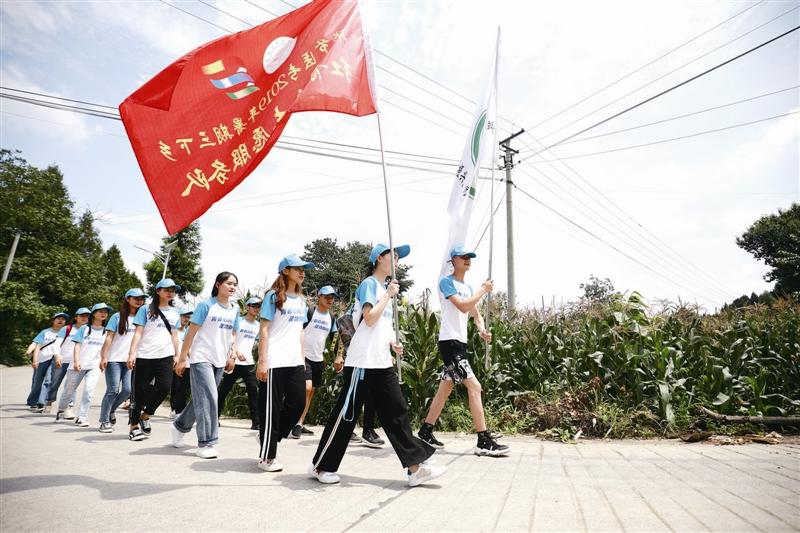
[25,243,508,487]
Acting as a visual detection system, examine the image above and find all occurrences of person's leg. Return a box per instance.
[129,358,155,428]
[99,362,121,424]
[363,398,376,431]
[298,359,314,427]
[112,364,132,412]
[142,356,173,419]
[39,362,53,406]
[170,370,181,412]
[26,359,52,407]
[261,367,286,461]
[242,365,260,429]
[424,379,454,425]
[78,368,101,421]
[57,369,82,412]
[462,377,487,432]
[187,363,223,447]
[216,367,238,418]
[47,364,69,405]
[311,367,365,473]
[279,366,307,439]
[370,368,435,469]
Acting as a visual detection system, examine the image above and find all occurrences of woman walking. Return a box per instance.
[52,308,90,420]
[26,312,69,412]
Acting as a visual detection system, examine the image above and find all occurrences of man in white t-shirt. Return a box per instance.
[417,245,509,457]
[291,285,338,438]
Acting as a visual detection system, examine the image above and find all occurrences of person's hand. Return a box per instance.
[100,357,108,371]
[224,356,236,374]
[481,279,494,294]
[127,354,136,370]
[333,355,344,373]
[175,358,187,377]
[479,329,492,343]
[256,363,269,382]
[54,357,62,368]
[386,279,400,298]
[72,360,81,372]
[390,342,404,357]
[31,360,38,369]
[236,349,247,362]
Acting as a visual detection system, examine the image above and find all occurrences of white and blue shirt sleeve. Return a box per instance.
[439,276,458,299]
[72,325,88,344]
[106,313,120,333]
[191,299,212,326]
[260,291,277,321]
[32,329,48,344]
[357,277,380,307]
[133,306,148,327]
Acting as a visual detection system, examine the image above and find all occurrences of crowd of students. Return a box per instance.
[24,243,509,487]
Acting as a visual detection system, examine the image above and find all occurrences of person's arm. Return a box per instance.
[73,341,82,371]
[176,324,199,376]
[256,320,271,381]
[127,326,144,370]
[446,279,494,313]
[100,331,115,371]
[469,305,492,343]
[31,344,42,369]
[362,279,399,327]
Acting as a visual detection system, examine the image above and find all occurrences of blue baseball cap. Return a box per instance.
[369,243,410,265]
[318,285,337,297]
[278,254,315,273]
[245,297,262,306]
[75,307,91,316]
[52,312,69,320]
[180,306,195,315]
[155,278,181,291]
[125,288,146,298]
[90,303,112,313]
[450,245,477,259]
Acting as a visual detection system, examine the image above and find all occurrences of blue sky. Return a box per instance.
[2,0,798,311]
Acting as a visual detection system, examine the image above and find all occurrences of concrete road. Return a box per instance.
[1,366,798,532]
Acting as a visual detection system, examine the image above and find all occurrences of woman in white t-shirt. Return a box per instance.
[309,243,446,487]
[218,296,261,430]
[170,272,240,459]
[26,312,68,412]
[51,308,90,420]
[97,288,146,433]
[127,278,180,442]
[56,303,112,427]
[256,254,314,472]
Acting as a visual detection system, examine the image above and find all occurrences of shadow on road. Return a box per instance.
[0,474,188,500]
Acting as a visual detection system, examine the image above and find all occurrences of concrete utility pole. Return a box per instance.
[499,129,524,310]
[1,231,22,284]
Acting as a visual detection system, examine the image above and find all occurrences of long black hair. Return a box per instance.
[211,271,238,297]
[86,309,109,337]
[148,288,176,319]
[118,297,142,335]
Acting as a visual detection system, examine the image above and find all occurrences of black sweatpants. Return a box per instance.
[363,398,377,431]
[218,364,259,424]
[129,356,173,426]
[170,369,191,414]
[313,366,434,472]
[258,365,305,461]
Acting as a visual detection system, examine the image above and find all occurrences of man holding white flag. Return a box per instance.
[417,34,509,457]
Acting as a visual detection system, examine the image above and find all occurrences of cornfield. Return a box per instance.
[222,294,800,437]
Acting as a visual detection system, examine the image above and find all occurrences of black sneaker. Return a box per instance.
[140,418,152,435]
[250,422,260,431]
[474,433,510,457]
[300,426,314,435]
[129,428,146,441]
[418,424,444,449]
[362,429,385,448]
[289,424,302,439]
[349,432,362,443]
[489,430,503,439]
[110,414,117,426]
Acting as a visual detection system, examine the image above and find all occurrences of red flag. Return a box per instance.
[119,0,377,234]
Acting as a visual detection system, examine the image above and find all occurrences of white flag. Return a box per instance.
[440,35,498,278]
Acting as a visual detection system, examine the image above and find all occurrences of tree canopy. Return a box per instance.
[736,203,799,296]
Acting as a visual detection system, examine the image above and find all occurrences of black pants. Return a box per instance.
[218,364,259,424]
[363,398,376,431]
[313,366,434,472]
[258,365,305,460]
[170,369,191,414]
[129,356,173,426]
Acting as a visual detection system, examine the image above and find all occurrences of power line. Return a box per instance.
[158,0,236,33]
[198,0,255,27]
[527,0,767,131]
[531,20,800,154]
[243,0,281,18]
[527,110,799,162]
[0,86,119,111]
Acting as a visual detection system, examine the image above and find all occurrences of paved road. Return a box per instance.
[1,366,798,532]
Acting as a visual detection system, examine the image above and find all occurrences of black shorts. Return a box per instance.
[438,340,475,384]
[304,358,324,388]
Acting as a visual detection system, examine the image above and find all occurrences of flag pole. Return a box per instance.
[375,111,403,383]
[485,26,500,371]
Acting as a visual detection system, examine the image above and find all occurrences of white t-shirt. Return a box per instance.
[345,276,395,369]
[56,325,81,363]
[105,312,136,363]
[235,317,259,365]
[178,327,191,366]
[438,275,473,343]
[132,305,180,360]
[189,297,241,368]
[73,325,107,370]
[303,308,336,363]
[32,328,61,363]
[259,291,307,369]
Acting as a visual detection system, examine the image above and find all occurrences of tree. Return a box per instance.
[580,275,616,302]
[101,245,143,304]
[144,221,204,299]
[300,238,413,303]
[736,203,800,295]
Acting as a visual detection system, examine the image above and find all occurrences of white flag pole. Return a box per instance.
[485,27,500,371]
[375,112,403,383]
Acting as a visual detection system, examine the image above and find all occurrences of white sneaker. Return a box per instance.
[74,418,89,428]
[63,408,76,420]
[257,459,283,472]
[196,446,218,459]
[408,461,447,487]
[307,463,340,484]
[42,403,53,414]
[170,424,186,448]
[168,410,176,420]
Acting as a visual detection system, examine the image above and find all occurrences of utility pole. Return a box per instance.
[1,231,22,284]
[499,128,524,310]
